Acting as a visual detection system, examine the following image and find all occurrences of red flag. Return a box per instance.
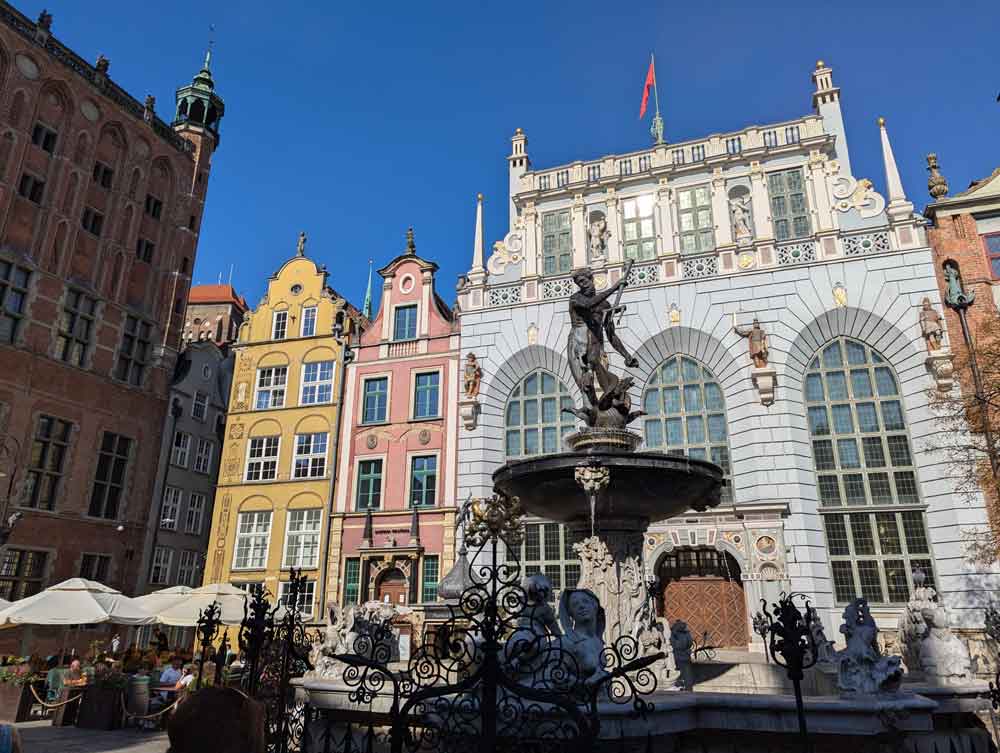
[639,57,656,119]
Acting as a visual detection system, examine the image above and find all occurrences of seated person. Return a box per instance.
[167,687,265,753]
[63,659,87,688]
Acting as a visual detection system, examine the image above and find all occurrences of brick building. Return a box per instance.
[924,158,1000,529]
[183,283,248,349]
[0,5,223,652]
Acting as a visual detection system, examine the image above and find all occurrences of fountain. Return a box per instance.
[493,265,723,641]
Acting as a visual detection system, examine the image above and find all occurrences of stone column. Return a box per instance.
[656,179,674,257]
[605,190,623,265]
[522,202,539,278]
[571,194,587,270]
[749,161,774,241]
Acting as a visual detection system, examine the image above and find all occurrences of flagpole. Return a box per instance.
[649,53,665,146]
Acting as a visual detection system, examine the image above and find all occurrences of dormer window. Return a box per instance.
[393,305,417,341]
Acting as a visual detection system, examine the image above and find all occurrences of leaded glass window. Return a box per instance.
[806,337,933,604]
[676,186,713,254]
[542,210,572,275]
[506,371,581,599]
[505,370,575,458]
[768,168,810,241]
[622,195,656,261]
[642,356,732,503]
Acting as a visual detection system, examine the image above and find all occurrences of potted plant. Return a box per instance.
[75,669,126,731]
[0,660,40,723]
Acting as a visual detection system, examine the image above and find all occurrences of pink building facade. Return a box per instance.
[327,235,459,639]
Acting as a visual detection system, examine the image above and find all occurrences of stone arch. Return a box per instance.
[73,130,89,166]
[645,535,748,580]
[480,343,579,424]
[36,79,73,131]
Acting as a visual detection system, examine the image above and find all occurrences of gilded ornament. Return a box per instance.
[832,282,848,308]
[737,251,755,270]
[465,493,524,546]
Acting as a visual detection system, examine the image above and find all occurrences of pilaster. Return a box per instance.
[749,161,774,242]
[711,167,733,248]
[656,178,674,257]
[571,193,587,270]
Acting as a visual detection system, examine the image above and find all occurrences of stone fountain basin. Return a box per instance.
[492,451,724,524]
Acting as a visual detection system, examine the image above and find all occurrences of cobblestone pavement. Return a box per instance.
[17,721,168,752]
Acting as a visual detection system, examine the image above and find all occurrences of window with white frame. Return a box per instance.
[185,493,206,535]
[413,372,439,419]
[232,581,265,597]
[177,550,199,586]
[356,459,383,510]
[362,377,388,424]
[171,431,191,467]
[283,509,322,568]
[161,486,182,530]
[677,186,714,254]
[293,433,327,479]
[246,436,280,481]
[255,366,287,409]
[301,361,334,405]
[192,392,208,421]
[278,579,316,619]
[193,438,214,474]
[768,168,811,241]
[393,305,418,341]
[233,511,271,570]
[622,195,656,261]
[301,306,317,337]
[150,547,174,584]
[272,311,288,340]
[409,455,437,507]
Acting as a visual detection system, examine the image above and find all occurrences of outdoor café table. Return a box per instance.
[50,685,85,727]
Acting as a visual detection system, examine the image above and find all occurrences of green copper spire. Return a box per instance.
[362,258,373,319]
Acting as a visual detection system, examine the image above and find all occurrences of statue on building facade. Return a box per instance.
[919,298,944,352]
[730,195,753,244]
[808,610,836,665]
[836,597,903,695]
[733,315,769,368]
[566,266,640,426]
[463,353,482,398]
[943,260,975,308]
[588,211,611,260]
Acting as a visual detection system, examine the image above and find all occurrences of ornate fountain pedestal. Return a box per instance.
[493,432,724,642]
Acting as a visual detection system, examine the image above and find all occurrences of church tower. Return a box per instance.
[173,49,226,228]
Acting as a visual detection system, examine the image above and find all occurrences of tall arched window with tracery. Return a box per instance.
[504,369,581,594]
[805,338,933,604]
[642,355,733,502]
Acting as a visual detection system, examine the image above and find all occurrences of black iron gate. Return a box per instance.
[308,494,662,753]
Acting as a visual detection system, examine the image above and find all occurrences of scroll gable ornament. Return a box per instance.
[830,175,886,219]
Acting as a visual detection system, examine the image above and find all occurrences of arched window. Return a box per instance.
[642,355,732,502]
[805,337,932,604]
[505,369,580,594]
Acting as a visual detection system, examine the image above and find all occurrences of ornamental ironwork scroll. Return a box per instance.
[313,493,663,753]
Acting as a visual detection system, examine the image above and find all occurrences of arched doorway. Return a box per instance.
[657,548,748,648]
[376,568,407,606]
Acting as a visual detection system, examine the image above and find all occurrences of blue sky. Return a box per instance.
[25,0,1000,314]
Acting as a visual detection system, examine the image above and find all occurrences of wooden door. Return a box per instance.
[376,568,407,605]
[659,549,748,648]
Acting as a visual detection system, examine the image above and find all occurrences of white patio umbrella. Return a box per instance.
[133,586,193,615]
[152,583,248,626]
[0,578,155,627]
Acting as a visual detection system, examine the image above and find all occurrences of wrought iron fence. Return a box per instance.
[308,506,663,753]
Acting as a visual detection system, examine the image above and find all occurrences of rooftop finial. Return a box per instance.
[204,24,215,70]
[406,227,416,255]
[296,231,306,257]
[362,258,374,319]
[927,153,949,200]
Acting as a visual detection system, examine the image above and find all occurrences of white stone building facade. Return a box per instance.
[454,61,996,648]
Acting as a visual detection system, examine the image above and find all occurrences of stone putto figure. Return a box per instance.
[588,211,611,260]
[669,620,694,691]
[836,598,903,695]
[566,267,640,426]
[733,315,769,368]
[463,353,482,398]
[730,195,753,244]
[919,605,972,685]
[918,298,944,352]
[508,574,562,674]
[558,588,608,688]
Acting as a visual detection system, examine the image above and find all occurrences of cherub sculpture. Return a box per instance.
[508,574,562,674]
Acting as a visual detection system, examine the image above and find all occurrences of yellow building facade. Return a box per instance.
[203,247,362,623]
